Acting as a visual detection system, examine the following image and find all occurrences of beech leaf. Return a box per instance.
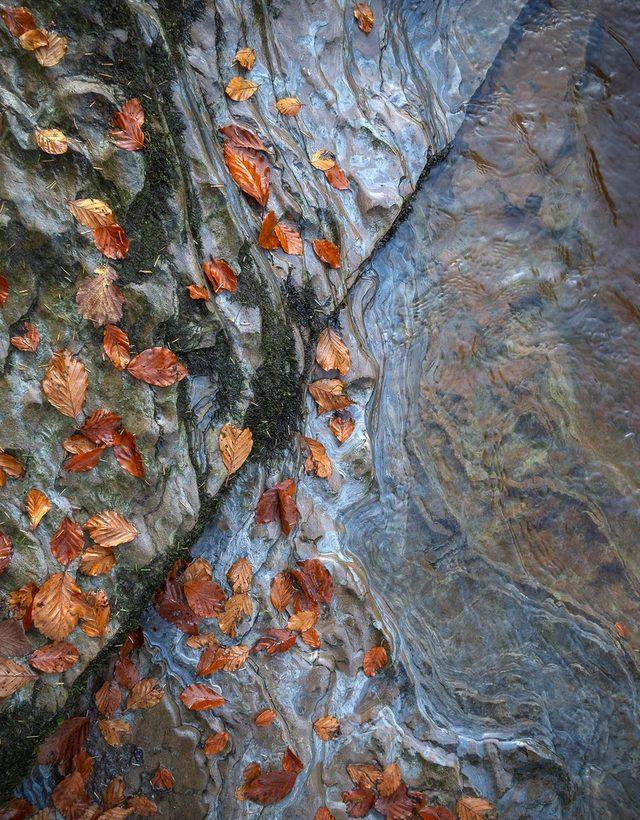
[255,708,277,726]
[93,223,129,259]
[80,408,123,445]
[28,641,79,673]
[274,222,303,255]
[0,274,8,306]
[245,769,298,805]
[225,76,258,101]
[1,6,36,36]
[0,619,31,656]
[151,766,174,790]
[378,762,401,798]
[113,431,145,478]
[342,788,376,818]
[308,378,352,414]
[235,48,255,70]
[455,797,497,820]
[270,572,293,613]
[103,324,131,370]
[76,265,125,326]
[187,284,209,301]
[313,239,341,269]
[99,718,131,747]
[0,532,13,575]
[303,436,333,479]
[42,350,87,418]
[32,573,84,641]
[94,680,122,717]
[127,347,188,387]
[227,557,253,594]
[50,517,84,566]
[80,589,110,638]
[325,165,350,190]
[34,31,67,66]
[38,716,89,771]
[329,409,355,443]
[203,258,238,294]
[79,543,116,576]
[310,149,336,170]
[25,488,51,529]
[354,3,375,33]
[276,97,303,116]
[313,715,340,741]
[223,143,270,207]
[68,198,115,229]
[219,423,253,474]
[127,678,164,709]
[35,127,68,154]
[18,27,48,49]
[258,210,280,249]
[219,123,267,152]
[253,628,296,656]
[183,579,226,618]
[83,510,138,548]
[179,683,225,711]
[363,645,387,677]
[111,98,145,151]
[204,731,229,755]
[9,321,39,351]
[0,657,36,697]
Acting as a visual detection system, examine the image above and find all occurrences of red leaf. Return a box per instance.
[258,210,279,250]
[184,579,226,618]
[10,322,39,352]
[179,683,225,711]
[63,446,105,473]
[29,641,79,673]
[376,783,414,819]
[255,488,279,524]
[252,628,296,655]
[343,788,376,818]
[80,409,123,445]
[290,559,333,608]
[127,347,188,387]
[325,165,349,190]
[203,259,238,294]
[363,645,387,677]
[245,769,297,805]
[95,680,122,716]
[50,518,84,565]
[151,765,174,790]
[282,747,304,773]
[276,479,298,535]
[113,431,145,478]
[154,578,199,634]
[114,655,140,690]
[111,98,145,151]
[218,123,268,152]
[93,224,129,259]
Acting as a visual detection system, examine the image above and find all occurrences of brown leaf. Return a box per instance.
[245,769,298,805]
[455,797,497,820]
[309,378,352,414]
[316,328,349,377]
[217,592,252,637]
[0,657,35,697]
[310,149,336,170]
[119,627,143,657]
[197,643,249,675]
[7,581,37,624]
[62,433,96,455]
[111,98,145,151]
[32,573,84,641]
[378,762,401,798]
[42,350,88,418]
[227,557,252,594]
[184,579,226,618]
[342,788,376,818]
[290,559,334,608]
[354,3,374,33]
[276,97,303,116]
[38,716,89,771]
[52,770,90,820]
[274,223,303,255]
[0,532,13,575]
[255,708,277,727]
[80,589,110,638]
[93,224,129,260]
[303,436,333,478]
[218,123,268,152]
[150,766,174,790]
[63,446,105,474]
[301,627,321,648]
[80,409,123,446]
[34,31,67,66]
[0,798,36,819]
[223,143,270,207]
[270,572,293,613]
[313,715,340,741]
[127,677,164,709]
[258,210,279,250]
[102,324,131,370]
[325,165,350,190]
[18,27,48,49]
[282,747,304,773]
[1,6,36,36]
[204,731,229,755]
[185,632,218,649]
[346,764,382,790]
[99,718,131,747]
[126,796,157,816]
[314,809,334,820]
[0,450,24,478]
[76,266,125,327]
[329,409,355,443]
[183,556,212,582]
[85,510,138,547]
[179,683,225,711]
[94,680,121,717]
[225,76,258,101]
[252,628,296,655]
[363,645,387,677]
[219,423,253,474]
[313,239,341,270]
[0,273,8,306]
[128,346,188,387]
[68,198,115,230]
[276,478,298,535]
[0,618,31,656]
[10,321,39,351]
[287,610,318,633]
[235,48,255,70]
[25,488,51,529]
[103,777,126,809]
[35,126,68,154]
[203,258,238,294]
[112,431,145,478]
[154,577,198,635]
[187,284,209,301]
[29,641,79,673]
[375,782,414,819]
[256,488,279,525]
[114,656,140,690]
[50,517,84,566]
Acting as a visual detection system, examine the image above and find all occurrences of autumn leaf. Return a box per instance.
[180,683,225,711]
[276,97,302,116]
[53,770,91,819]
[18,27,48,49]
[303,436,333,478]
[42,350,87,418]
[183,556,213,582]
[151,766,174,790]
[310,149,336,170]
[0,657,35,697]
[0,274,8,306]
[227,557,252,594]
[38,716,89,771]
[25,488,51,529]
[0,619,31,656]
[0,799,35,819]
[187,284,209,301]
[102,324,131,370]
[217,592,252,637]
[94,680,121,717]
[1,5,36,36]
[7,581,37,624]
[34,31,67,66]
[315,808,335,820]
[375,782,414,819]
[50,517,84,565]
[68,198,115,229]
[615,621,628,639]
[62,433,95,455]
[245,769,298,805]
[114,655,140,690]
[223,142,270,207]
[329,409,355,443]
[312,239,341,270]
[76,265,125,326]
[80,408,123,445]
[342,788,376,818]
[63,446,105,474]
[203,258,238,294]
[255,488,278,525]
[275,222,303,255]
[10,321,39,351]
[99,718,131,747]
[184,579,226,618]
[346,764,382,790]
[103,777,126,809]
[0,532,13,575]
[313,715,340,741]
[287,610,317,633]
[308,378,352,414]
[79,543,116,577]
[301,627,320,648]
[455,797,497,820]
[84,510,137,548]
[354,3,374,33]
[257,210,279,250]
[253,628,296,656]
[80,589,110,637]
[235,47,255,70]
[28,641,79,673]
[111,98,145,151]
[127,346,188,388]
[378,762,401,798]
[325,165,350,190]
[255,709,277,727]
[363,645,387,677]
[197,643,250,675]
[218,123,268,152]
[32,573,84,641]
[34,126,68,154]
[186,632,218,649]
[219,423,253,474]
[93,223,129,259]
[120,626,143,657]
[276,478,298,535]
[204,731,229,755]
[270,572,293,613]
[0,452,24,489]
[290,559,334,609]
[226,76,258,101]
[113,430,145,478]
[126,796,158,817]
[154,577,199,635]
[127,677,164,709]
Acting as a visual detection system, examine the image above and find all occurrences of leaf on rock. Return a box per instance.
[183,556,213,583]
[111,98,145,151]
[34,126,68,154]
[80,408,123,445]
[10,321,40,351]
[219,424,253,474]
[218,123,267,152]
[62,433,95,455]
[0,533,13,575]
[103,777,126,809]
[103,324,131,371]
[276,97,302,116]
[99,718,131,747]
[32,573,84,641]
[25,488,51,529]
[50,517,84,566]
[342,788,376,818]
[252,628,296,656]
[0,798,36,819]
[258,210,279,250]
[34,31,67,66]
[287,610,318,633]
[455,797,497,820]
[0,618,31,656]
[113,431,145,478]
[186,632,218,649]
[256,488,278,525]
[270,572,293,613]
[274,222,303,255]
[225,76,258,101]
[76,265,125,327]
[0,274,8,306]
[378,762,402,798]
[94,680,121,717]
[154,578,199,635]
[83,510,137,548]
[63,446,105,474]
[114,655,140,690]
[235,47,255,70]
[253,709,276,728]
[223,143,270,207]
[80,589,110,638]
[276,478,298,535]
[235,762,262,800]
[28,641,79,673]
[38,716,89,771]
[128,346,188,387]
[282,747,304,773]
[217,593,252,637]
[227,557,253,594]
[151,766,174,791]
[184,579,226,618]
[346,764,382,790]
[126,796,158,816]
[245,769,298,806]
[187,284,209,301]
[180,683,224,711]
[329,409,355,443]
[308,378,352,414]
[204,731,229,755]
[52,770,90,820]
[375,782,414,819]
[315,808,335,820]
[301,627,321,649]
[1,6,36,36]
[93,223,129,259]
[127,677,164,709]
[303,436,333,478]
[68,198,115,229]
[18,27,48,49]
[42,350,87,418]
[363,645,387,677]
[312,239,341,270]
[290,559,334,609]
[325,165,350,190]
[313,715,340,741]
[0,657,35,697]
[197,643,250,676]
[203,258,238,294]
[310,149,336,170]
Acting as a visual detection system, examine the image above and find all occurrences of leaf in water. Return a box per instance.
[180,683,225,711]
[252,628,296,656]
[287,610,317,633]
[203,258,238,294]
[329,409,355,443]
[342,788,376,818]
[68,198,115,229]
[0,533,13,575]
[113,430,145,478]
[80,589,110,638]
[235,47,255,70]
[255,708,277,726]
[310,149,336,170]
[184,579,226,618]
[42,350,88,418]
[308,378,352,414]
[34,30,67,66]
[114,655,140,690]
[28,641,79,673]
[325,165,350,190]
[218,123,268,152]
[127,677,164,709]
[52,770,91,819]
[99,718,131,747]
[0,657,35,697]
[217,592,252,637]
[10,321,39,351]
[103,324,131,370]
[303,436,333,479]
[274,222,303,255]
[94,680,121,717]
[25,488,51,529]
[151,765,174,790]
[378,762,401,798]
[245,769,298,805]
[0,618,31,656]
[80,408,123,445]
[276,97,303,116]
[187,284,209,301]
[204,731,229,755]
[127,347,188,387]
[34,126,68,154]
[223,143,270,207]
[225,76,258,101]
[219,423,253,474]
[258,210,280,249]
[32,573,84,641]
[93,223,129,259]
[38,716,89,771]
[197,643,250,675]
[111,98,145,151]
[76,265,125,326]
[50,517,84,566]
[354,3,374,33]
[363,645,387,677]
[313,715,340,741]
[455,797,497,820]
[1,6,36,36]
[270,571,293,613]
[227,557,253,594]
[18,27,48,49]
[346,764,382,790]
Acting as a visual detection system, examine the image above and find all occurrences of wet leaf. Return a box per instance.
[94,680,121,717]
[85,510,137,548]
[112,431,145,478]
[314,809,335,820]
[76,266,125,327]
[363,645,387,677]
[187,284,209,301]
[301,627,321,649]
[258,210,280,250]
[10,321,39,351]
[62,434,95,455]
[34,31,67,66]
[186,632,218,649]
[0,532,13,575]
[308,378,352,414]
[103,778,126,809]
[111,98,145,151]
[99,718,131,747]
[291,559,334,609]
[223,142,270,206]
[375,782,414,819]
[235,47,255,70]
[63,446,105,474]
[73,749,94,784]
[120,627,143,657]
[310,149,336,170]
[80,589,110,638]
[342,788,376,818]
[93,223,129,259]
[354,3,374,33]
[313,715,340,741]
[253,628,296,655]
[7,581,37,624]
[38,716,89,771]
[126,796,157,816]
[129,346,188,387]
[42,350,87,418]
[184,579,226,618]
[276,478,298,535]
[102,324,131,370]
[455,797,497,820]
[313,239,341,269]
[0,657,35,697]
[150,766,174,790]
[245,769,298,805]
[52,770,90,819]
[0,618,31,656]
[127,677,164,709]
[0,274,8,306]
[225,76,258,101]
[32,573,84,641]
[378,762,401,798]
[270,572,293,613]
[34,126,68,154]
[25,488,51,529]
[154,577,199,635]
[282,747,304,773]
[325,165,350,190]
[218,123,267,152]
[1,6,36,36]
[183,556,213,583]
[203,258,238,294]
[80,409,123,445]
[217,592,252,637]
[256,488,279,525]
[18,27,48,49]
[68,198,115,229]
[114,655,140,690]
[275,222,303,255]
[180,683,225,711]
[50,517,84,565]
[346,763,382,790]
[204,731,229,755]
[255,708,277,727]
[287,610,318,633]
[329,409,355,443]
[303,436,333,478]
[227,557,252,594]
[276,97,302,116]
[415,807,455,820]
[28,641,79,673]
[219,423,253,474]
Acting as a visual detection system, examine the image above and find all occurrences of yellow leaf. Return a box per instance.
[34,127,68,154]
[226,76,258,101]
[276,97,303,116]
[235,48,255,70]
[219,424,253,474]
[310,149,336,171]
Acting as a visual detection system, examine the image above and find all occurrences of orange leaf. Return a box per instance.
[253,629,296,656]
[204,731,229,755]
[10,321,39,351]
[301,627,321,649]
[270,572,293,613]
[62,433,96,455]
[94,680,121,716]
[217,592,252,637]
[18,27,48,49]
[186,632,218,649]
[25,488,51,529]
[179,683,225,711]
[34,30,67,66]
[342,788,376,817]
[80,589,110,638]
[28,641,79,673]
[183,556,212,582]
[111,98,145,151]
[113,430,145,478]
[187,284,209,301]
[219,123,267,152]
[227,557,253,594]
[258,210,279,250]
[308,378,352,414]
[93,223,129,259]
[256,488,279,525]
[225,76,258,101]
[354,3,374,33]
[126,795,158,816]
[245,769,297,805]
[99,718,131,747]
[203,258,238,294]
[290,559,333,608]
[313,239,341,269]
[35,126,68,154]
[329,409,355,443]
[103,777,126,809]
[219,423,253,474]
[282,747,304,773]
[80,408,123,445]
[346,764,382,789]
[315,808,335,820]
[303,436,333,479]
[63,445,105,473]
[0,619,31,656]
[183,579,225,618]
[1,6,36,36]
[235,47,255,69]
[223,143,269,207]
[274,222,303,255]
[68,198,115,229]
[363,645,387,677]
[114,655,140,690]
[85,510,138,547]
[255,708,276,727]
[128,347,188,387]
[42,350,88,418]
[0,451,24,482]
[310,149,336,170]
[197,643,249,675]
[313,715,340,741]
[378,762,401,798]
[32,573,84,641]
[276,478,298,535]
[455,797,497,820]
[50,517,84,565]
[103,324,131,370]
[287,609,317,633]
[275,97,302,116]
[79,543,116,576]
[127,677,164,709]
[151,765,174,790]
[0,657,35,697]
[325,165,349,190]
